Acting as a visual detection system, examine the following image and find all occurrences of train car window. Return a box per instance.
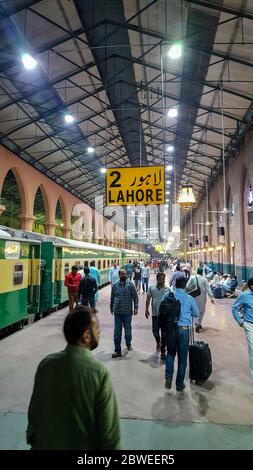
[107,260,110,268]
[98,260,101,270]
[103,260,106,269]
[64,262,69,275]
[13,263,24,286]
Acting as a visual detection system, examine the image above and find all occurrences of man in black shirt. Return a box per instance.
[79,267,98,308]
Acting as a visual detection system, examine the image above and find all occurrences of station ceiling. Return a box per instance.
[1,0,253,228]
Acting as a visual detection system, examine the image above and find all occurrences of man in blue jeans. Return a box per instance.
[232,277,253,380]
[162,277,199,391]
[110,269,138,358]
[79,267,97,308]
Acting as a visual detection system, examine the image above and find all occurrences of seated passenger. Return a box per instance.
[224,274,238,298]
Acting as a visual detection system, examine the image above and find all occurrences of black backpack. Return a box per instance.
[158,292,181,333]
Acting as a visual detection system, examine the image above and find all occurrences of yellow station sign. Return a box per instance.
[106,166,165,206]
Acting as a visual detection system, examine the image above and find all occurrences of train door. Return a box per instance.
[54,246,62,306]
[40,241,54,313]
[27,243,41,315]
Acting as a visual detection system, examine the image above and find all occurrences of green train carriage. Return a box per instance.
[0,229,41,330]
[121,248,149,265]
[40,237,122,313]
[0,225,149,332]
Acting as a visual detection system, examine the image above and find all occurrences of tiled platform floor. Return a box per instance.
[0,274,252,449]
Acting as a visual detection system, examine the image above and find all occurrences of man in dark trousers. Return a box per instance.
[27,307,121,450]
[145,272,171,360]
[161,277,199,391]
[110,269,138,358]
[79,267,97,309]
[64,265,82,312]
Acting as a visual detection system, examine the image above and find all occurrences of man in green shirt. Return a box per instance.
[27,306,121,450]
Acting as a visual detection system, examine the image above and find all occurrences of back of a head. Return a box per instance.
[248,278,253,289]
[84,267,90,275]
[197,267,203,276]
[63,306,92,345]
[176,265,181,271]
[176,277,187,289]
[156,271,165,281]
[90,260,95,267]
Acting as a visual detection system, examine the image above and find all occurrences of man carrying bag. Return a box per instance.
[159,277,199,391]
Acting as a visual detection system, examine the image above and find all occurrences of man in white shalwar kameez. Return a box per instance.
[186,267,214,332]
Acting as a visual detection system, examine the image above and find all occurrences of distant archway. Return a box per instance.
[55,198,64,237]
[0,169,22,228]
[33,186,48,234]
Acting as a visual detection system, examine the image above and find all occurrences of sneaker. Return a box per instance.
[160,353,166,360]
[195,325,201,333]
[112,352,121,358]
[127,346,133,351]
[176,383,185,392]
[165,377,172,389]
[156,342,161,352]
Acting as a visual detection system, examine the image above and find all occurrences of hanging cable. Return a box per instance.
[160,43,165,167]
[220,83,226,211]
[205,129,209,222]
[139,116,142,167]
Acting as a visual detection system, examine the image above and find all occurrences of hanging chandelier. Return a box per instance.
[178,185,196,207]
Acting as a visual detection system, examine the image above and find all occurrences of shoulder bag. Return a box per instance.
[188,275,201,298]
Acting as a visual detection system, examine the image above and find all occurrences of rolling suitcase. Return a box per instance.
[189,321,212,384]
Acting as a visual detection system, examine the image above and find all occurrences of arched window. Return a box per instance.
[0,170,22,228]
[33,187,47,234]
[55,199,64,237]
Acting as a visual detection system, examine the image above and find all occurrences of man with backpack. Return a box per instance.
[79,267,98,308]
[159,277,199,391]
[145,272,171,360]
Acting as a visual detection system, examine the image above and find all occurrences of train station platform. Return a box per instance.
[0,276,253,450]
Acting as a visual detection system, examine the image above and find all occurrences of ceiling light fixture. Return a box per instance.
[168,43,182,60]
[22,53,37,70]
[65,114,74,124]
[100,167,107,174]
[178,185,196,207]
[167,108,178,118]
[87,147,95,153]
[167,145,174,152]
[167,164,173,172]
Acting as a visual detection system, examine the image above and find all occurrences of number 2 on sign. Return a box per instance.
[110,171,121,188]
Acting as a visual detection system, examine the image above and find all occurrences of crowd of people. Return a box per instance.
[26,257,253,450]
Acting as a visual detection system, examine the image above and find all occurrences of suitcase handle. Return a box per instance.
[190,316,195,345]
